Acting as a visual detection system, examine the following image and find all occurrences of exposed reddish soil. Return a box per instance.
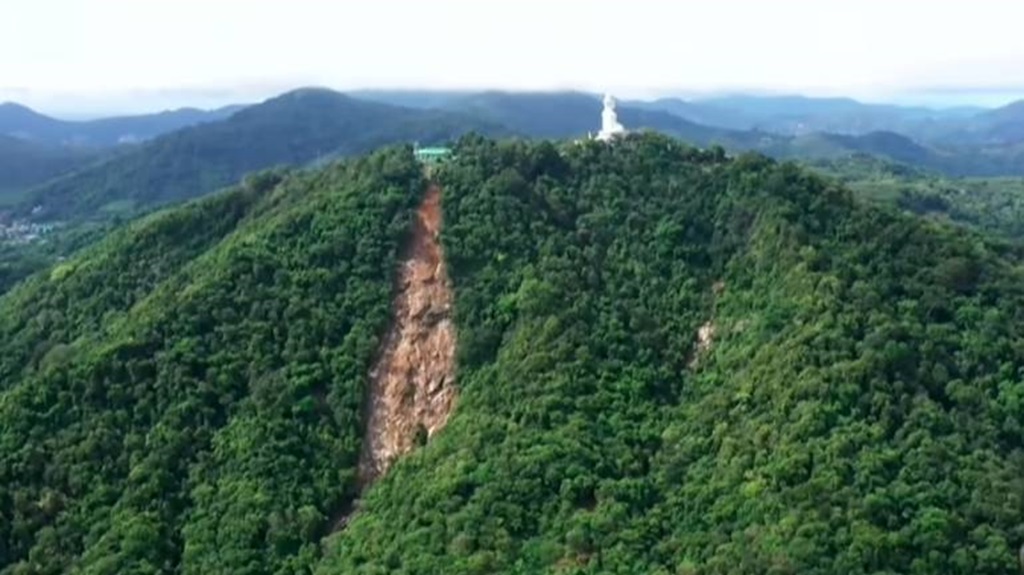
[356,183,457,486]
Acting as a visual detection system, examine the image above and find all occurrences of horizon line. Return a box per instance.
[4,83,1023,119]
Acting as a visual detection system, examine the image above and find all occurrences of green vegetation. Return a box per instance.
[3,134,1024,574]
[8,90,1024,228]
[18,89,507,222]
[811,154,1024,240]
[382,91,1024,177]
[0,90,506,296]
[0,222,111,293]
[0,150,422,573]
[0,135,106,202]
[322,134,1024,573]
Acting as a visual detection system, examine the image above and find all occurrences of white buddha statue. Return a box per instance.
[596,93,625,141]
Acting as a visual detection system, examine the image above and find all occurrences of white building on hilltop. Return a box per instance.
[594,93,626,142]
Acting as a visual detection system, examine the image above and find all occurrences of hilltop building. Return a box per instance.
[414,146,452,164]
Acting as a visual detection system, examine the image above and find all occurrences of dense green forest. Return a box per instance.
[811,154,1024,240]
[0,222,111,294]
[0,135,106,202]
[2,134,1024,573]
[18,89,508,222]
[0,151,422,573]
[0,91,508,296]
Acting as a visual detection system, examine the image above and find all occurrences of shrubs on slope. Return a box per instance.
[323,134,1024,574]
[2,134,1023,575]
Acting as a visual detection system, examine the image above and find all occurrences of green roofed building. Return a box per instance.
[414,146,452,164]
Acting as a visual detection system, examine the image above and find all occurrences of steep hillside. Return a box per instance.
[972,100,1024,143]
[0,148,425,573]
[928,100,1024,148]
[321,135,1024,573]
[0,101,244,147]
[19,89,507,221]
[0,103,63,142]
[0,135,106,201]
[3,135,1024,574]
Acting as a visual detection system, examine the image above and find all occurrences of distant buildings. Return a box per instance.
[0,220,57,244]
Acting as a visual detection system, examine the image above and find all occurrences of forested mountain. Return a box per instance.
[764,130,1014,176]
[351,90,1024,177]
[682,94,981,136]
[10,89,1024,225]
[684,95,1024,155]
[0,101,245,147]
[356,90,988,139]
[624,97,743,130]
[0,135,106,201]
[3,133,1024,574]
[933,100,1024,146]
[18,88,508,221]
[811,153,1024,241]
[349,89,472,109]
[441,91,741,145]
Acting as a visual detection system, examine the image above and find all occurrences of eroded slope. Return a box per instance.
[358,183,457,485]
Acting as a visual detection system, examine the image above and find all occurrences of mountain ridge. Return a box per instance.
[0,134,107,200]
[8,88,1024,226]
[16,88,510,221]
[3,134,1024,573]
[0,101,246,147]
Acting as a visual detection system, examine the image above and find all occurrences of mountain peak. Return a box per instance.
[0,101,49,120]
[0,101,37,111]
[279,86,350,100]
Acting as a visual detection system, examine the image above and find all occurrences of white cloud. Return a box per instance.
[2,0,1023,114]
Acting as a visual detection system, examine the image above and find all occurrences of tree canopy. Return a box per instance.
[2,134,1024,574]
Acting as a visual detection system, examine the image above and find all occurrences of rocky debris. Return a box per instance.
[357,184,457,486]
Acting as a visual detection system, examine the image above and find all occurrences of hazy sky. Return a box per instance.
[3,0,1024,116]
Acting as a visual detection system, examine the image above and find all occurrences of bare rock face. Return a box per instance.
[688,281,723,369]
[357,184,457,486]
[688,320,716,369]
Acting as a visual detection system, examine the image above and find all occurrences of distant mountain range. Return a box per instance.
[5,87,1024,223]
[0,101,245,147]
[0,135,106,201]
[354,89,1024,173]
[19,89,509,220]
[349,89,1015,143]
[638,94,985,136]
[0,103,253,202]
